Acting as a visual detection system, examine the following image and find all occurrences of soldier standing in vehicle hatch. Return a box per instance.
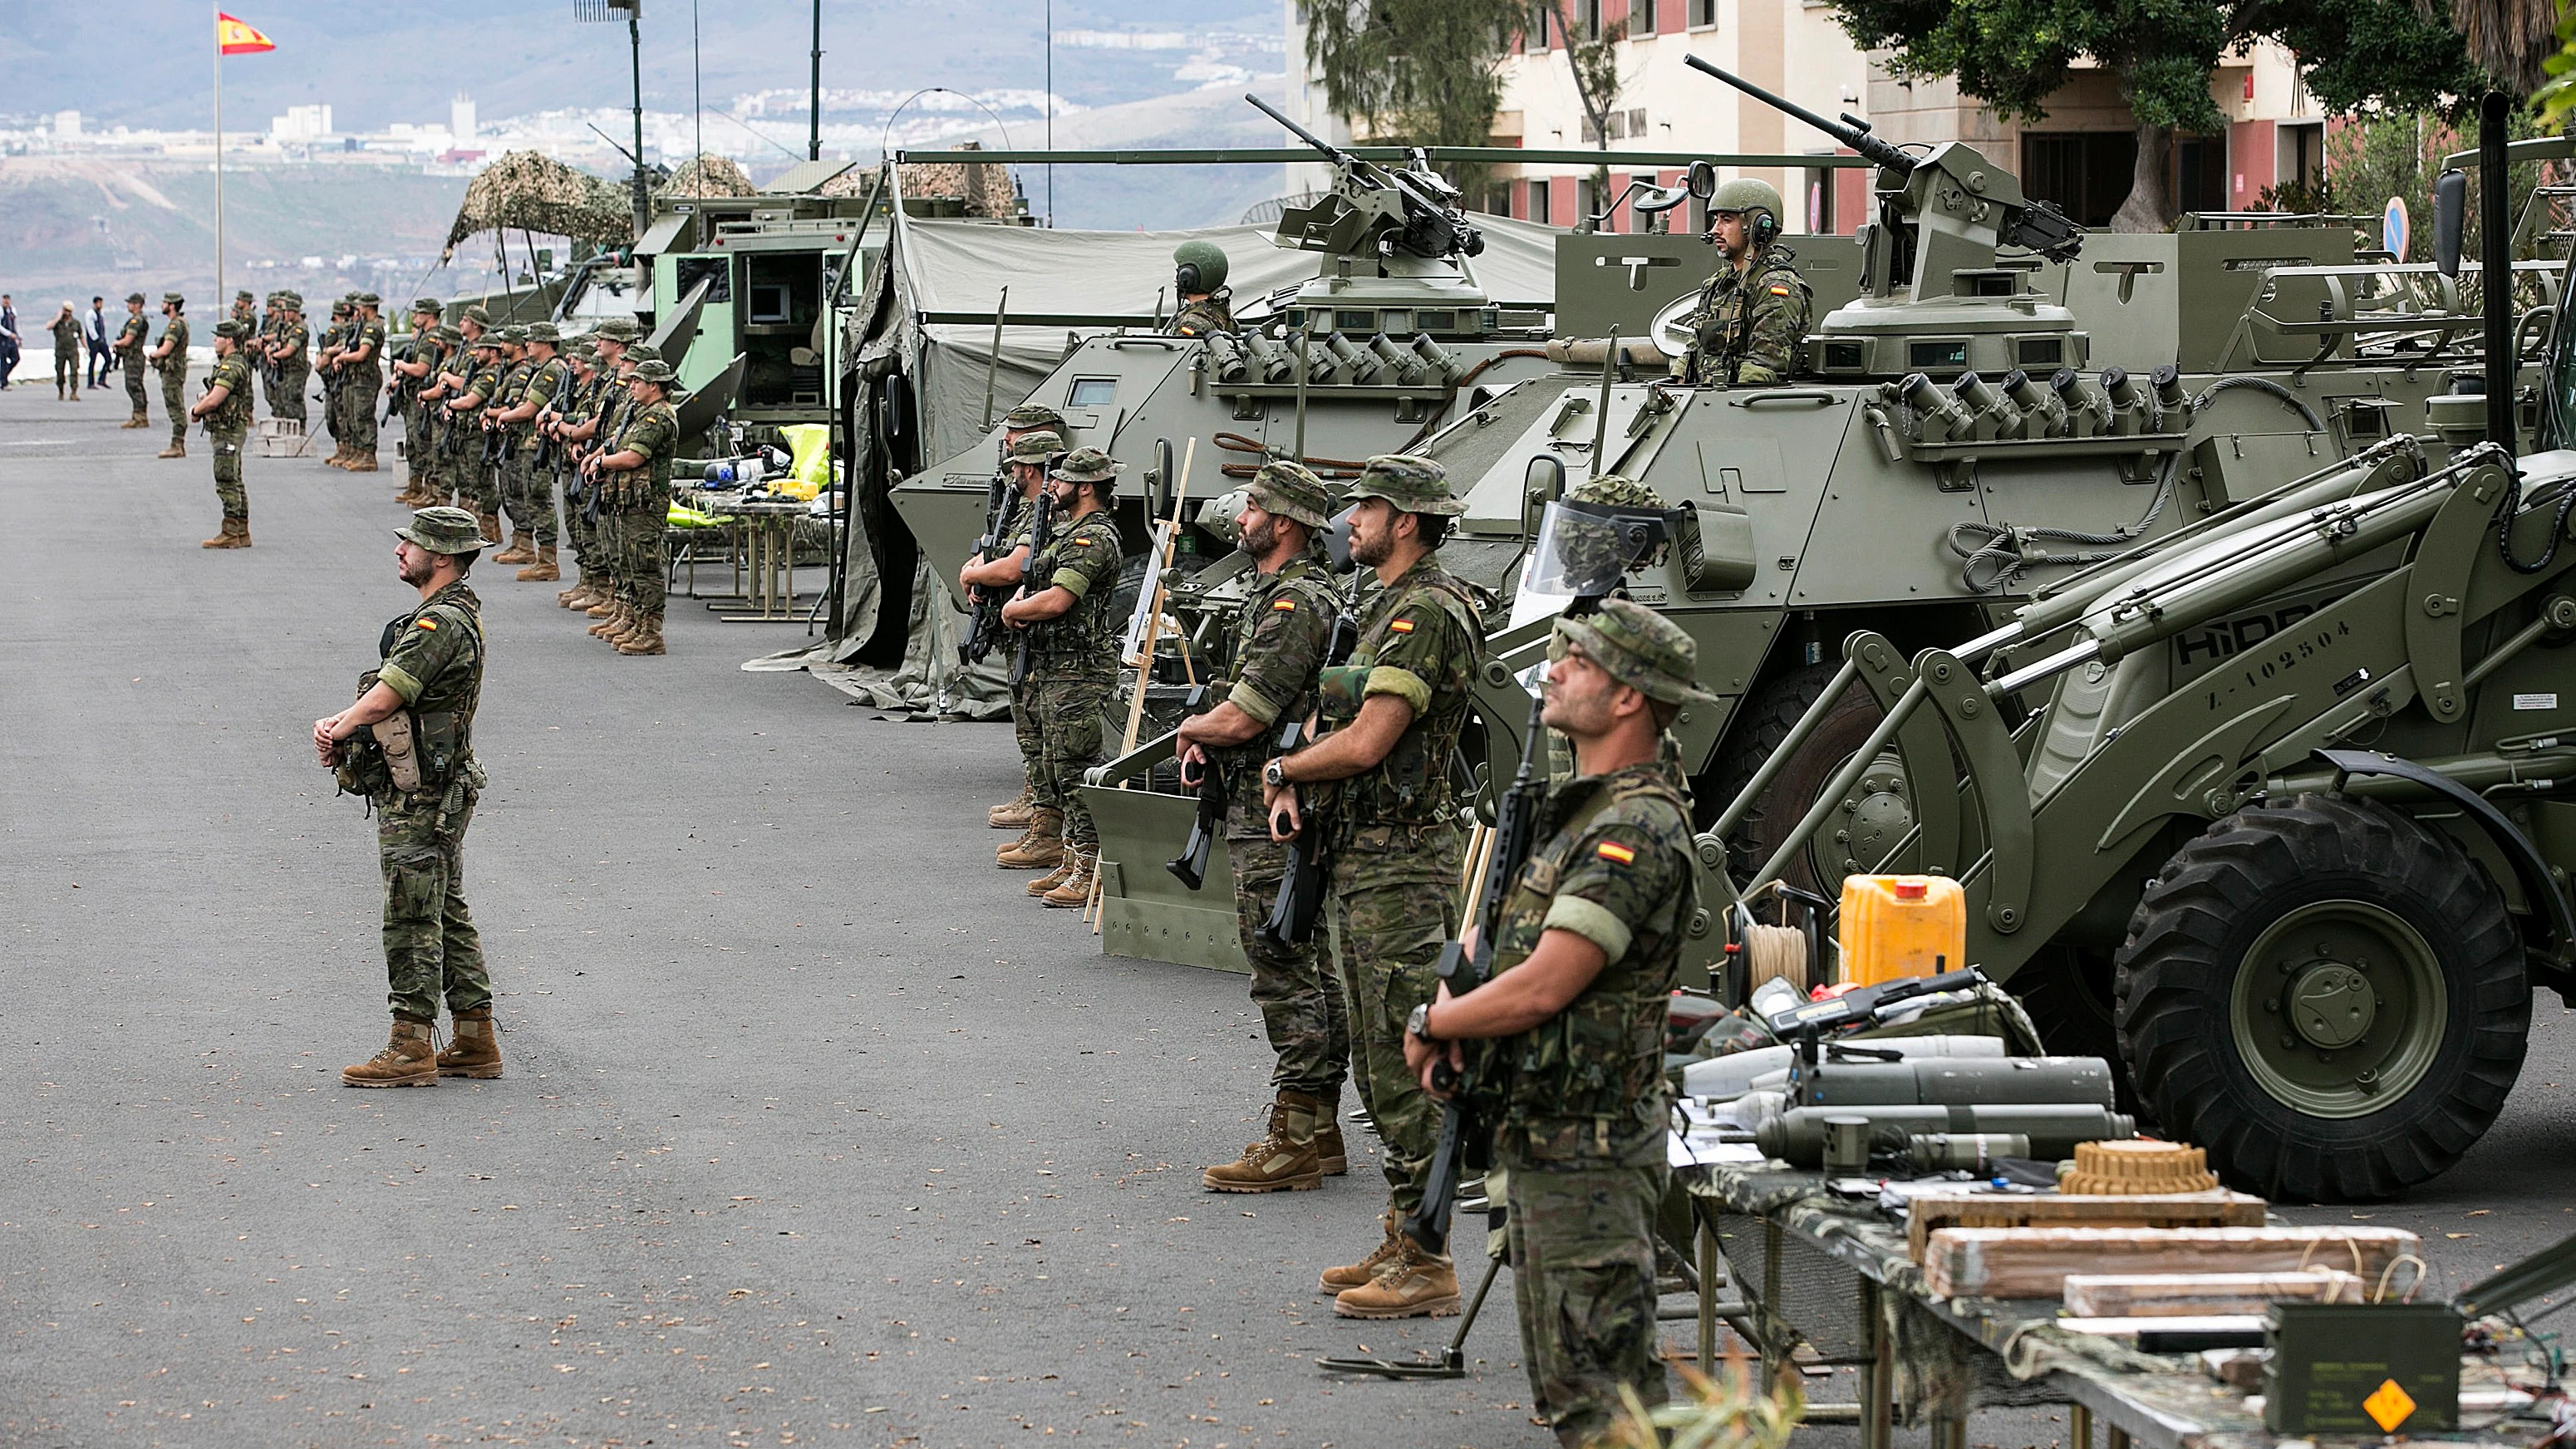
[1677,176,1812,386]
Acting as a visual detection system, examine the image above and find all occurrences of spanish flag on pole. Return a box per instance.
[217,12,275,55]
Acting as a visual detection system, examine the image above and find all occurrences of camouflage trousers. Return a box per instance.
[1030,670,1113,847]
[1229,837,1349,1098]
[378,774,489,1023]
[402,400,430,480]
[1502,1156,1670,1447]
[54,343,77,391]
[209,426,248,521]
[125,359,149,416]
[1010,679,1042,798]
[341,370,381,453]
[274,366,307,425]
[565,484,600,580]
[1328,829,1462,1216]
[449,450,500,516]
[160,367,188,443]
[612,495,669,614]
[504,452,558,546]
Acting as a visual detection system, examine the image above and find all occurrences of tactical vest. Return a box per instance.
[1322,561,1484,833]
[1027,511,1123,673]
[1479,766,1694,1162]
[208,355,256,432]
[339,585,487,803]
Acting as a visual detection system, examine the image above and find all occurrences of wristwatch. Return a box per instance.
[1263,756,1289,789]
[1407,1002,1437,1043]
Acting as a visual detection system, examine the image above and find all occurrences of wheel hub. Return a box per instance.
[2287,961,2376,1049]
[1824,753,1914,883]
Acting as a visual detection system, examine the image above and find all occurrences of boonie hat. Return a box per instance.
[1005,430,1066,464]
[162,292,186,307]
[622,342,662,365]
[212,319,248,341]
[1551,597,1717,705]
[629,359,676,384]
[356,292,381,307]
[413,297,445,316]
[125,292,146,305]
[1054,446,1123,484]
[1246,459,1331,528]
[460,304,492,327]
[1343,454,1462,516]
[396,505,493,555]
[524,321,561,343]
[592,316,644,341]
[1002,402,1066,431]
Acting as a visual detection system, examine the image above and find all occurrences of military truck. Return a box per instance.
[1079,69,2559,985]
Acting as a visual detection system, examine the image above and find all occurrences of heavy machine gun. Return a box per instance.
[1246,94,1486,265]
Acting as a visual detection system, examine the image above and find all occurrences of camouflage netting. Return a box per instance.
[871,146,1015,217]
[660,153,755,199]
[441,150,635,257]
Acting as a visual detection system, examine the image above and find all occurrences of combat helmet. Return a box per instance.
[1173,239,1229,295]
[1709,176,1785,243]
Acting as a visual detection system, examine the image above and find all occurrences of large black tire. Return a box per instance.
[2114,794,2529,1202]
[2010,945,2143,1116]
[1701,661,1915,896]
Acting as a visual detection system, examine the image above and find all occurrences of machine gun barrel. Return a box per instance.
[1683,56,1916,176]
[1242,92,1456,225]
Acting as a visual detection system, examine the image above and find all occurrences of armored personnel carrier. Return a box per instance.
[1081,68,2560,980]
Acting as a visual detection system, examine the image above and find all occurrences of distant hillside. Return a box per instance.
[0,157,465,311]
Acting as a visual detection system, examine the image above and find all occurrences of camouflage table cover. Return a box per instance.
[1677,1161,2540,1449]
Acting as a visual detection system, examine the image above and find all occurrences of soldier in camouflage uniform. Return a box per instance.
[1676,176,1812,386]
[268,292,311,428]
[967,426,1069,863]
[491,322,570,579]
[316,296,354,459]
[558,318,640,612]
[444,333,509,542]
[1262,454,1486,1318]
[1000,446,1126,906]
[1405,597,1709,1446]
[230,289,256,333]
[47,301,82,400]
[1168,240,1236,337]
[187,321,259,548]
[587,356,681,656]
[1175,461,1353,1191]
[318,505,499,1088]
[580,340,656,631]
[391,299,447,506]
[148,293,191,458]
[981,402,1073,835]
[336,292,389,470]
[113,292,151,427]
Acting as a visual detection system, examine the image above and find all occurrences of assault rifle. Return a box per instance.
[959,461,1015,666]
[1005,484,1056,688]
[1168,687,1227,891]
[1404,683,1549,1258]
[1254,584,1359,947]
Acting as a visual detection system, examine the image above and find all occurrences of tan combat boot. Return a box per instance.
[615,612,666,655]
[122,410,150,429]
[347,450,378,473]
[1332,1234,1460,1319]
[989,784,1036,829]
[158,440,186,459]
[493,530,535,565]
[1321,1209,1407,1293]
[342,1019,439,1088]
[1041,847,1098,908]
[517,545,559,582]
[199,519,252,549]
[995,811,1065,870]
[585,593,622,620]
[1315,1093,1349,1175]
[325,443,350,468]
[558,579,592,608]
[477,512,504,549]
[1025,852,1079,897]
[588,603,629,637]
[437,1009,504,1078]
[1203,1090,1326,1192]
[602,608,642,646]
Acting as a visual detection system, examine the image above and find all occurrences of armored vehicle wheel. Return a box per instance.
[2011,946,2143,1116]
[2113,794,2529,1201]
[1703,662,1917,896]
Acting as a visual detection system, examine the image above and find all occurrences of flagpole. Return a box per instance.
[214,4,225,311]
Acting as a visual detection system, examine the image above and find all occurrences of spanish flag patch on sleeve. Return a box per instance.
[1272,598,1296,612]
[1769,285,1792,297]
[1389,617,1416,634]
[415,618,438,631]
[1595,840,1635,866]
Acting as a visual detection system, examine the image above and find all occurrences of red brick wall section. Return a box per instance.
[2231,119,2276,207]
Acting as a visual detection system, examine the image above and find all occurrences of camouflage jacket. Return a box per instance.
[1316,553,1486,846]
[514,356,568,436]
[1479,760,1695,1167]
[48,313,81,351]
[1215,551,1340,839]
[205,352,257,433]
[344,317,387,376]
[606,400,680,510]
[114,314,150,358]
[155,316,190,375]
[1679,246,1810,386]
[1168,291,1235,338]
[1025,508,1124,676]
[372,578,487,798]
[272,319,309,371]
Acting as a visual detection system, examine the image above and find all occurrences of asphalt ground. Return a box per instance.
[5,379,2576,1449]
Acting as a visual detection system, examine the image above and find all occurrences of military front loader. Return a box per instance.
[1702,109,2576,1201]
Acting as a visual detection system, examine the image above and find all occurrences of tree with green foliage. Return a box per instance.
[1821,0,2495,230]
[1300,0,1527,152]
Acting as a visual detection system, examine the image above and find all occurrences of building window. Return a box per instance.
[1689,0,1717,29]
[2174,134,2228,214]
[2019,131,2138,228]
[1579,0,1603,39]
[1532,179,1551,225]
[1635,0,1657,32]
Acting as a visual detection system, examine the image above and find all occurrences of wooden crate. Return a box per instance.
[1905,1191,2268,1260]
[1920,1226,2420,1300]
[2062,1270,2366,1317]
